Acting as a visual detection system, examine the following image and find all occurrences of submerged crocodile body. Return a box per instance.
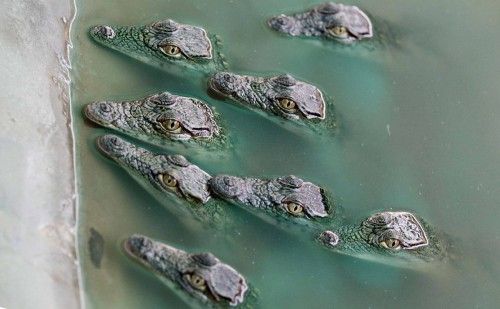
[209,174,332,227]
[85,91,221,143]
[124,234,249,307]
[318,211,446,263]
[268,2,373,44]
[90,19,226,73]
[209,72,334,127]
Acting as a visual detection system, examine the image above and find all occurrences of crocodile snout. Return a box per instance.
[91,25,116,40]
[84,101,117,126]
[208,72,239,97]
[96,134,129,159]
[209,175,243,199]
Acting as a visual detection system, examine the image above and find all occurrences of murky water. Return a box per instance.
[71,1,500,308]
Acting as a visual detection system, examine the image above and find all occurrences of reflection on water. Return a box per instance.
[71,0,500,308]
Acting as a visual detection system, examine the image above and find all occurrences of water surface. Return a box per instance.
[71,1,500,307]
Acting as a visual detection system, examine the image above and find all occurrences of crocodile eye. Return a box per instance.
[185,273,207,291]
[380,238,401,250]
[286,203,304,216]
[160,44,182,58]
[278,98,296,111]
[160,174,178,187]
[328,26,348,37]
[162,119,182,133]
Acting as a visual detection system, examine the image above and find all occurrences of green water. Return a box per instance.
[71,1,500,308]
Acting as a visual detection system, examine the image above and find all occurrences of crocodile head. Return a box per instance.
[124,235,248,306]
[85,92,220,142]
[96,134,212,203]
[268,2,373,44]
[90,19,221,72]
[209,72,326,121]
[209,175,329,222]
[318,211,441,262]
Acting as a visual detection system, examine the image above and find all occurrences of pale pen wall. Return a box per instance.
[0,0,80,308]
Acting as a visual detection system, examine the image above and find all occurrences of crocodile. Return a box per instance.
[268,2,373,44]
[90,19,227,74]
[85,91,221,144]
[318,211,446,263]
[209,174,332,227]
[95,134,234,228]
[97,134,212,203]
[124,234,249,307]
[208,72,335,128]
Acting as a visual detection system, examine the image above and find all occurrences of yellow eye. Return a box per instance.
[279,98,296,110]
[286,203,304,216]
[380,238,401,250]
[160,44,181,57]
[186,274,206,291]
[162,119,182,133]
[329,26,347,36]
[160,174,178,187]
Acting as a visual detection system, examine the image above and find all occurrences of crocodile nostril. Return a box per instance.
[108,136,119,145]
[275,16,288,26]
[99,103,111,113]
[319,231,340,247]
[223,177,235,186]
[93,25,115,39]
[222,73,235,84]
[269,15,292,29]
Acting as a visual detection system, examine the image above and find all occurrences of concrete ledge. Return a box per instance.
[0,0,80,308]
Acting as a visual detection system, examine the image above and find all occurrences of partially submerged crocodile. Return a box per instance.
[268,2,373,44]
[318,211,446,264]
[90,19,227,74]
[124,234,249,307]
[209,174,333,227]
[97,134,212,203]
[85,91,222,144]
[208,72,336,130]
[96,134,232,227]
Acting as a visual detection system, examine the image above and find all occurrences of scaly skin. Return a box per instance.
[318,211,446,263]
[124,234,249,307]
[85,91,220,143]
[209,72,330,124]
[97,134,212,203]
[90,19,226,74]
[209,175,332,227]
[268,2,373,44]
